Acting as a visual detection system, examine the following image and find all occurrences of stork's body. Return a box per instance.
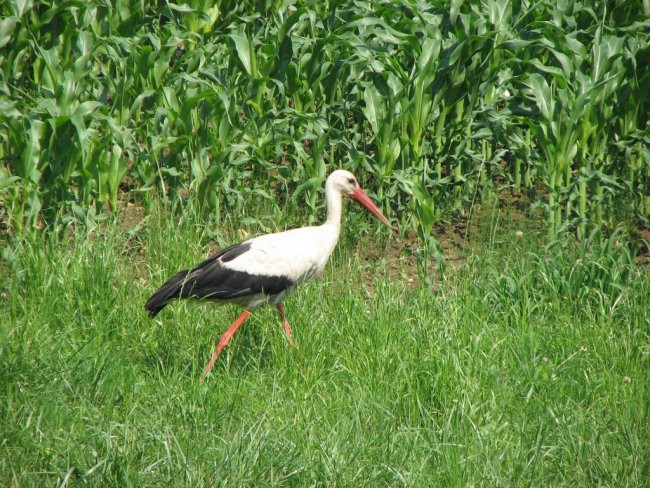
[144,170,390,375]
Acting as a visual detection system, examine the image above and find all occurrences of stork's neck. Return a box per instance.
[324,178,343,228]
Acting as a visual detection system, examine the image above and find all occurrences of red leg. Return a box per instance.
[202,310,251,377]
[276,303,296,347]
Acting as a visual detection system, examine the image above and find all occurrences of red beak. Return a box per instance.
[349,188,392,227]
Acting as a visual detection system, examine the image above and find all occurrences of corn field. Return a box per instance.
[0,0,648,240]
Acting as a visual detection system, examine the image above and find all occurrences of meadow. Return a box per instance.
[1,203,648,485]
[1,0,649,485]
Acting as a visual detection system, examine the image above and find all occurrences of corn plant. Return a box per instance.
[1,0,648,244]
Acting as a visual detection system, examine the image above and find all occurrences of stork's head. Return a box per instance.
[327,170,391,227]
[328,169,360,196]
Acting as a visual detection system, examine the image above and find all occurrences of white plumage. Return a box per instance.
[226,225,340,285]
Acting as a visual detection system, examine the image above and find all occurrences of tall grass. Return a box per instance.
[1,0,648,239]
[1,209,647,485]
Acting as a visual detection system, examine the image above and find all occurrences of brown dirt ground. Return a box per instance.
[2,190,648,289]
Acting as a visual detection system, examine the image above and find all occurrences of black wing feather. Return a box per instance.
[144,242,293,317]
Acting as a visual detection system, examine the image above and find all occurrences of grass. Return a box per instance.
[1,206,648,486]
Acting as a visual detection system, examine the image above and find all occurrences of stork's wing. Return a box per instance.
[182,242,294,299]
[144,242,293,317]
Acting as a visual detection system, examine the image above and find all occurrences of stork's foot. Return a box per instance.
[283,321,297,348]
[201,310,250,378]
[276,303,297,348]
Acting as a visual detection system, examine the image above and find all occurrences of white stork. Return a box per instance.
[144,170,391,375]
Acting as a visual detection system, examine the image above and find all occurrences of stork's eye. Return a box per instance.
[347,177,356,186]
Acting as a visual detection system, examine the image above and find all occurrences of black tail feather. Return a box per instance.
[144,269,190,317]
